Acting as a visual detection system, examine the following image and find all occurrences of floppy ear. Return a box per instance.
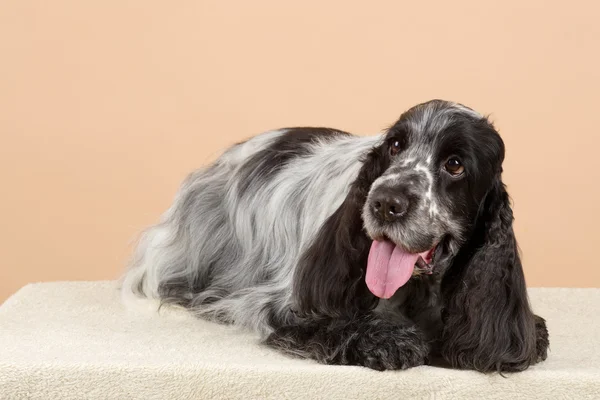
[440,178,546,372]
[292,145,387,318]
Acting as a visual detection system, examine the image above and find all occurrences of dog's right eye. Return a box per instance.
[389,140,402,156]
[444,157,465,176]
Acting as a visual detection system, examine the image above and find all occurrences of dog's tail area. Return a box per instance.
[119,166,233,314]
[119,220,179,311]
[119,170,202,312]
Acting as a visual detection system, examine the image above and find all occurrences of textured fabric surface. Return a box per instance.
[0,281,599,400]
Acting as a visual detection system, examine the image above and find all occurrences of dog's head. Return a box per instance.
[361,100,506,298]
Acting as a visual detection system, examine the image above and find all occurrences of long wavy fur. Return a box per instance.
[440,179,549,371]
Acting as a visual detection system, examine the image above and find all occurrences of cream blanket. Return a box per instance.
[1,281,599,399]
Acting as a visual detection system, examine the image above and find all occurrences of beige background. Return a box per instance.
[1,1,599,301]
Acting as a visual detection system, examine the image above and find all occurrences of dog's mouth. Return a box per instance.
[365,239,437,299]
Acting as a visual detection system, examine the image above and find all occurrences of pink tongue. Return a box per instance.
[365,240,428,299]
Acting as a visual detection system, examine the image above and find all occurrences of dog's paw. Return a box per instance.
[344,321,430,371]
[266,316,430,371]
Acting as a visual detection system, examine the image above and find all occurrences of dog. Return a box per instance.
[122,99,549,372]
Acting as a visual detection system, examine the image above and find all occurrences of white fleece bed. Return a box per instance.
[1,281,599,400]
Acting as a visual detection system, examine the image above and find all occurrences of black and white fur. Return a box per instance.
[122,100,549,372]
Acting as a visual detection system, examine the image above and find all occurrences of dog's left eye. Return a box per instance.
[389,140,402,156]
[444,157,465,176]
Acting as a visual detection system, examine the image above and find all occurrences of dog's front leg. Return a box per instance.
[266,313,430,371]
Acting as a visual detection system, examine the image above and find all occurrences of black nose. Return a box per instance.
[372,192,409,222]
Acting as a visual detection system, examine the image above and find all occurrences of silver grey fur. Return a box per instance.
[122,130,382,337]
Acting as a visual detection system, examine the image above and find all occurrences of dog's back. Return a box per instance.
[121,128,379,336]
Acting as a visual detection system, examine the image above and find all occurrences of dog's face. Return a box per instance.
[362,100,505,274]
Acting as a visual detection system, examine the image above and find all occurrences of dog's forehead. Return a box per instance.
[396,100,482,161]
[405,101,480,139]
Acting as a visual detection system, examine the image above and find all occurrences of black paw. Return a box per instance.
[535,314,549,362]
[266,316,430,371]
[346,321,430,371]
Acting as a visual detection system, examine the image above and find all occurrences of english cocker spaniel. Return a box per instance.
[122,99,549,372]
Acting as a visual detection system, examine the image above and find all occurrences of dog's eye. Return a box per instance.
[389,140,402,156]
[444,157,464,176]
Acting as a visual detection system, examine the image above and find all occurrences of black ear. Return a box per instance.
[440,178,547,372]
[292,145,387,318]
